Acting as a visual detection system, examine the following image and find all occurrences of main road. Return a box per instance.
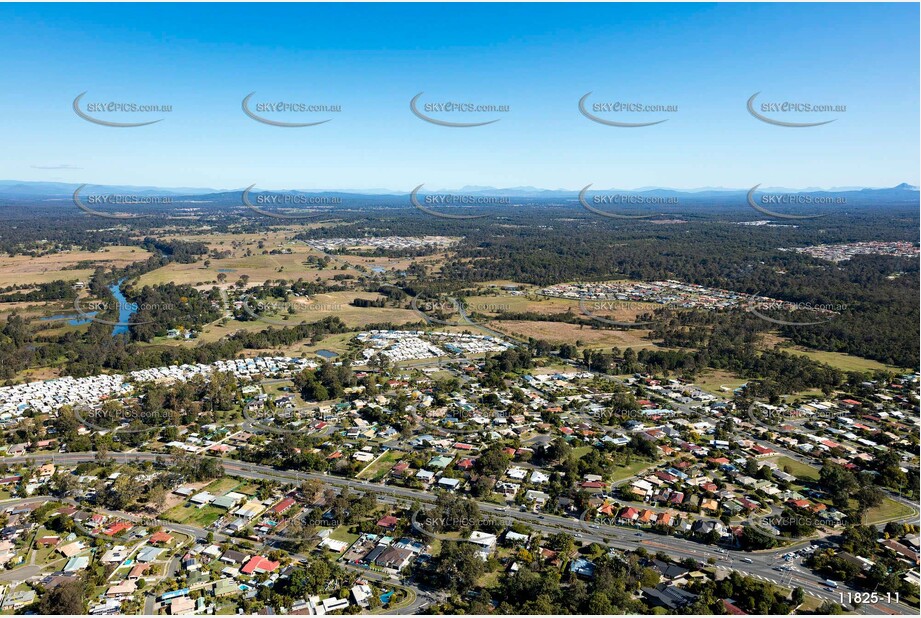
[7,451,915,615]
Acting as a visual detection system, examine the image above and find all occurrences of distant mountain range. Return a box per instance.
[0,179,917,202]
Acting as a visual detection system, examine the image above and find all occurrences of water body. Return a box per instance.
[109,279,138,336]
[315,349,338,359]
[40,312,98,326]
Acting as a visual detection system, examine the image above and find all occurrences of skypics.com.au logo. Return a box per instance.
[410,92,509,127]
[743,294,843,327]
[73,184,169,219]
[239,295,344,326]
[74,407,176,435]
[409,293,511,329]
[242,185,341,219]
[410,185,508,219]
[579,93,677,127]
[747,92,845,128]
[578,298,662,328]
[242,92,341,127]
[578,185,676,219]
[746,185,844,220]
[73,92,171,127]
[72,297,171,329]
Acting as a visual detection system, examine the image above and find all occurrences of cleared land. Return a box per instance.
[786,347,912,373]
[357,450,402,481]
[488,320,659,350]
[763,334,911,373]
[137,246,329,287]
[137,229,458,289]
[864,497,916,525]
[161,503,225,527]
[609,460,656,482]
[466,292,660,322]
[272,291,421,327]
[769,456,820,481]
[0,245,152,287]
[694,369,748,396]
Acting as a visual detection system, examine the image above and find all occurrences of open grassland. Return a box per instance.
[769,456,820,481]
[298,332,358,358]
[778,388,827,403]
[166,330,359,360]
[693,369,748,396]
[787,347,912,373]
[157,289,422,348]
[203,478,242,494]
[139,229,458,288]
[864,497,916,525]
[488,319,660,350]
[161,503,225,527]
[472,280,535,290]
[763,333,911,373]
[135,228,357,287]
[328,526,359,546]
[329,249,456,275]
[276,291,421,327]
[608,459,656,482]
[0,245,152,287]
[464,291,661,322]
[136,246,332,287]
[0,300,73,322]
[262,380,296,397]
[357,450,402,481]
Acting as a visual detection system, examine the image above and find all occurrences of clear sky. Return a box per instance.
[0,2,918,191]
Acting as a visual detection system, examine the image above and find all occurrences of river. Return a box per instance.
[110,278,138,336]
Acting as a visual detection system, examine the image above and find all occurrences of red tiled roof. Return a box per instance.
[376,515,399,528]
[456,458,475,469]
[271,498,296,514]
[103,522,132,536]
[241,555,280,575]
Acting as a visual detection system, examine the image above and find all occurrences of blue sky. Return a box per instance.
[0,2,917,191]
